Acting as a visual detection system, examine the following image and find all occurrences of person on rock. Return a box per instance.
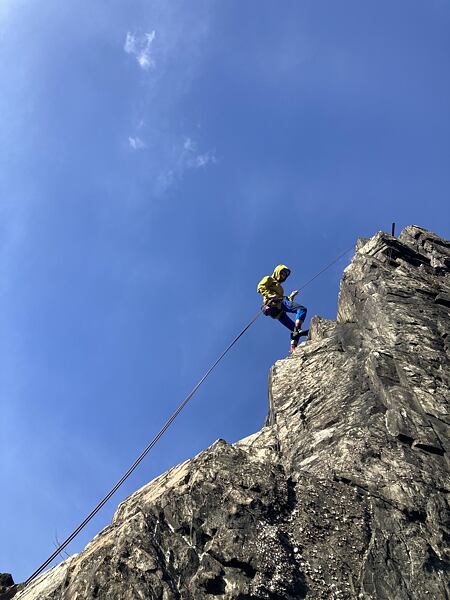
[257,264,308,353]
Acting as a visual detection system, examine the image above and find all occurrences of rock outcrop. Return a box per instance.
[0,574,20,600]
[5,226,450,599]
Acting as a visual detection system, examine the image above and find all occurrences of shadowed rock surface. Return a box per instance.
[4,226,449,600]
[0,575,20,600]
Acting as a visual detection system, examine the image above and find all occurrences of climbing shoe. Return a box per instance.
[290,328,309,352]
[291,328,308,342]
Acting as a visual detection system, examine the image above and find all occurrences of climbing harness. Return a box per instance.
[24,245,353,587]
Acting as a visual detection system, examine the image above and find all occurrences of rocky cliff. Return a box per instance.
[3,226,449,600]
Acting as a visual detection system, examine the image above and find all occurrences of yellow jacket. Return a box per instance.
[257,264,296,304]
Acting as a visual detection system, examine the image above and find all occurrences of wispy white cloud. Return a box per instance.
[187,152,216,169]
[183,137,196,152]
[155,136,217,194]
[124,30,156,71]
[182,136,217,169]
[120,5,214,193]
[128,136,146,150]
[155,169,176,195]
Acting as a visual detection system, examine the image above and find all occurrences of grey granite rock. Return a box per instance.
[5,226,449,600]
[0,574,20,600]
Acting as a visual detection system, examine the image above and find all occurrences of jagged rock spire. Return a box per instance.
[6,226,449,600]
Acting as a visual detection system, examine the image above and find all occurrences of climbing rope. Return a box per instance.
[25,245,354,586]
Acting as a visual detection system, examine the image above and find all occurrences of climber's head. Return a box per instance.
[273,264,291,282]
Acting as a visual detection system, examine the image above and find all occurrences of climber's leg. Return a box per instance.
[294,306,307,330]
[289,306,308,352]
[278,311,295,332]
[278,302,309,353]
[277,312,303,353]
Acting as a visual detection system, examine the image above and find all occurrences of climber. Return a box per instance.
[257,264,308,353]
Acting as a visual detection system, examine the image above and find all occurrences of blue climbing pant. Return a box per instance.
[263,299,307,332]
[278,299,307,332]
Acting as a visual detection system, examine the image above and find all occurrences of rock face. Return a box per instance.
[7,226,450,600]
[0,574,20,600]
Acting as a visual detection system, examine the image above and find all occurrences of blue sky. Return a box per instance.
[1,0,449,582]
